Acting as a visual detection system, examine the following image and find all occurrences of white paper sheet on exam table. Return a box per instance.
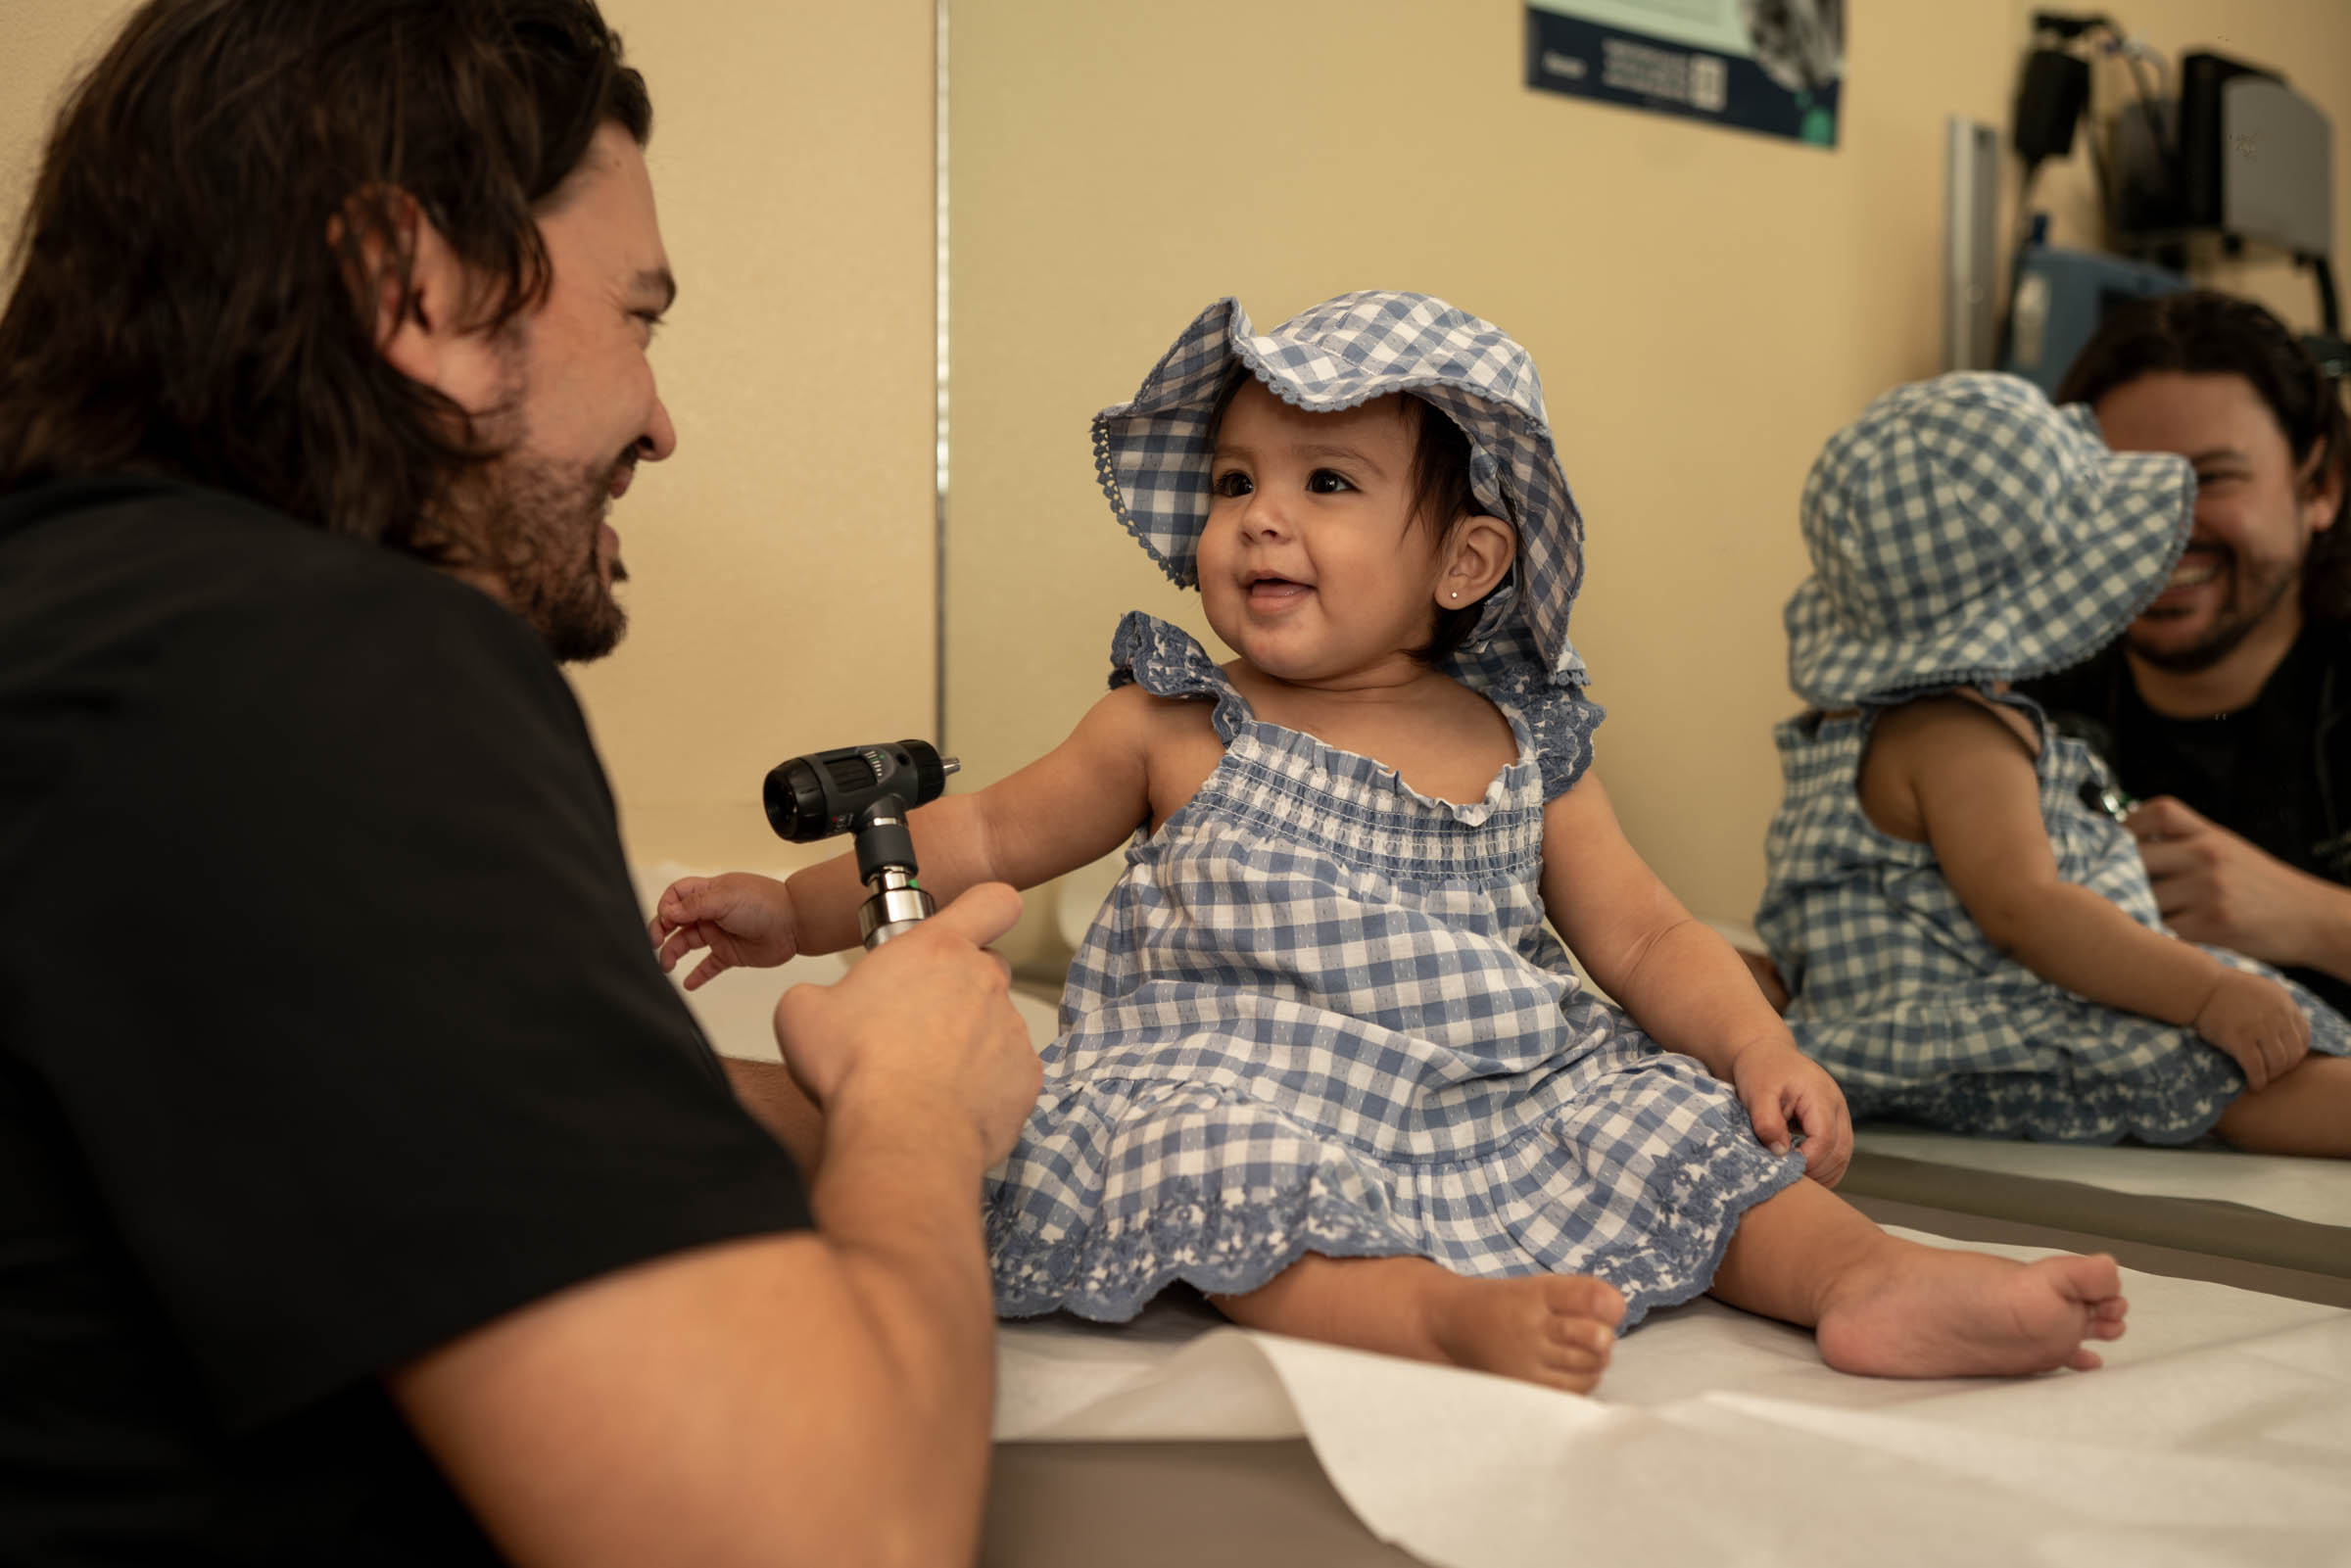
[997,1232,2351,1568]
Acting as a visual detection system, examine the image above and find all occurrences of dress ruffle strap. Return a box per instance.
[1451,631,1605,801]
[1107,612,1250,742]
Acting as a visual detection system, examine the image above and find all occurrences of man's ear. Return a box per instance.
[1435,513,1516,608]
[2301,444,2346,537]
[329,191,507,413]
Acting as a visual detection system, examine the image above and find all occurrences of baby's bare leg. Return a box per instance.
[1710,1178,2129,1376]
[2214,1055,2351,1157]
[1210,1254,1625,1394]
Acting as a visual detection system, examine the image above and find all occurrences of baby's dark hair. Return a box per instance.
[1406,396,1488,664]
[1208,373,1495,664]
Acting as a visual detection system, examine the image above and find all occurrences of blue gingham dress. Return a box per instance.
[1755,691,2350,1142]
[985,615,1806,1327]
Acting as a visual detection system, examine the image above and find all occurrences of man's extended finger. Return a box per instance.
[922,881,1026,949]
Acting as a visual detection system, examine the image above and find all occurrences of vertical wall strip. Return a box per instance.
[933,0,952,749]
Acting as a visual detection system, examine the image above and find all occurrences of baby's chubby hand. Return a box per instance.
[2191,968,2310,1092]
[648,872,799,990]
[1726,1036,1851,1187]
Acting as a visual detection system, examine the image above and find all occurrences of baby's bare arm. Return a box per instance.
[783,687,1161,955]
[1539,775,1792,1077]
[1874,698,2220,1024]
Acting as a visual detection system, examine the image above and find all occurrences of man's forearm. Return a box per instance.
[2299,878,2351,983]
[805,1096,1000,1551]
[721,1056,824,1173]
[724,1060,998,1515]
[391,1166,1005,1568]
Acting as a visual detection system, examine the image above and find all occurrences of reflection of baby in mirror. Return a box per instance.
[654,294,2129,1393]
[1758,372,2351,1157]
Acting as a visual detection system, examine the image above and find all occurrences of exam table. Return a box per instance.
[647,869,2351,1568]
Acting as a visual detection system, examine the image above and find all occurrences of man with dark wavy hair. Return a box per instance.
[0,3,1037,1562]
[2024,291,2351,1018]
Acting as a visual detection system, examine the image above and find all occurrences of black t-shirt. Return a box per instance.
[2023,620,2351,1015]
[0,477,812,1563]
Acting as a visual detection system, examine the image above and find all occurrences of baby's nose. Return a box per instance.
[1240,492,1291,537]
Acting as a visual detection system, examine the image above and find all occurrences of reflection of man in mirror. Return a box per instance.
[1739,0,1843,92]
[2023,292,2351,1018]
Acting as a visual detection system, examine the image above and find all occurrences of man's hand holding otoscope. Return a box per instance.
[648,737,1036,1166]
[648,737,964,988]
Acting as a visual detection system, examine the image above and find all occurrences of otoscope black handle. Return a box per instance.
[764,739,954,843]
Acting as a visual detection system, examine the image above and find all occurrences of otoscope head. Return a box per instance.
[762,739,957,843]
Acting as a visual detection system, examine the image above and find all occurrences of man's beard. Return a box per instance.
[440,446,633,664]
[2127,553,2298,675]
[425,324,633,664]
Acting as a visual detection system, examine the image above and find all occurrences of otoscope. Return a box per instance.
[763,739,959,949]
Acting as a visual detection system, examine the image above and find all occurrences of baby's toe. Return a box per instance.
[1546,1315,1616,1357]
[1543,1274,1625,1326]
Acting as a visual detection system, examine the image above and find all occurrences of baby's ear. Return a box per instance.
[1434,513,1516,608]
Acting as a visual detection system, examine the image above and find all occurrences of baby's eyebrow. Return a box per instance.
[1210,438,1390,479]
[1290,441,1387,477]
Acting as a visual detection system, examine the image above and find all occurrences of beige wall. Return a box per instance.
[2,5,140,215]
[575,0,936,872]
[10,1,2351,926]
[946,0,2351,945]
[2,0,939,879]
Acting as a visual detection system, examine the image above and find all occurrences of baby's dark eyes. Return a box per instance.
[1211,467,1356,497]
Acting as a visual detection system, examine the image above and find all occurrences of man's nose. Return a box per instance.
[640,393,678,463]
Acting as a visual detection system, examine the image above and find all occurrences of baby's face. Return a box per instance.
[1197,380,1450,687]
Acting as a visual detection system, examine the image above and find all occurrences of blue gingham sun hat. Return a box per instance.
[1786,371,2195,709]
[1093,292,1589,684]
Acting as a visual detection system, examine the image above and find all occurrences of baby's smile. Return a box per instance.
[1243,569,1315,608]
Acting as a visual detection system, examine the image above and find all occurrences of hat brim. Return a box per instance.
[1786,439,2193,707]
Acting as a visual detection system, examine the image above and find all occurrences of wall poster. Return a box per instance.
[1525,1,1843,147]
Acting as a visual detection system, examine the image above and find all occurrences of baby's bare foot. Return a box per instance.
[1426,1273,1626,1394]
[1815,1245,2128,1378]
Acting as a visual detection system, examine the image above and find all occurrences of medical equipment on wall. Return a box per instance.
[1946,11,2342,390]
[764,739,958,948]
